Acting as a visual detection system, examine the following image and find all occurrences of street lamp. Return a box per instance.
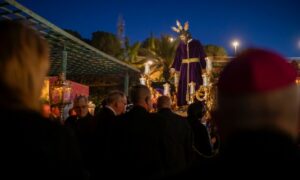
[169,37,174,42]
[232,40,239,56]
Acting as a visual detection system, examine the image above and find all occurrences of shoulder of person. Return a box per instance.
[65,115,76,122]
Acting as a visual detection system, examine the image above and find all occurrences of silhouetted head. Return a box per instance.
[157,95,172,110]
[130,85,153,112]
[0,20,49,111]
[74,96,89,118]
[106,90,127,115]
[217,48,299,141]
[187,101,205,123]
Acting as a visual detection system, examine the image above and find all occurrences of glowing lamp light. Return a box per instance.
[232,40,240,55]
[50,73,72,106]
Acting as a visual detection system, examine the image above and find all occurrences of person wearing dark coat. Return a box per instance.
[187,101,213,157]
[155,96,193,176]
[65,95,95,177]
[2,109,86,180]
[119,85,165,180]
[213,48,300,177]
[92,90,127,179]
[173,48,300,179]
[0,20,85,180]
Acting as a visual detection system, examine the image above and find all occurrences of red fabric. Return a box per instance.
[218,48,297,95]
[49,77,89,100]
[70,81,89,99]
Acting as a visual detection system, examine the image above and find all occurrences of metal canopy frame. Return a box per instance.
[0,0,140,77]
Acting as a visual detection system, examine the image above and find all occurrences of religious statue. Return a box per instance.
[170,20,207,106]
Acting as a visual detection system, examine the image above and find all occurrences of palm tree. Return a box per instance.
[118,35,179,82]
[204,44,228,59]
[155,35,178,81]
[141,35,179,82]
[118,38,146,70]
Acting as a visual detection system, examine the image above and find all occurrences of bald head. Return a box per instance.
[106,90,126,106]
[130,85,150,104]
[157,95,172,110]
[106,90,127,115]
[130,85,152,111]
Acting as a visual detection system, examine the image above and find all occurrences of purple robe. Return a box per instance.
[171,39,206,106]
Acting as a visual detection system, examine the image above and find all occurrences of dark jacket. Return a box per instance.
[92,107,119,179]
[187,117,213,157]
[65,113,95,173]
[0,108,85,180]
[216,130,300,172]
[94,107,117,143]
[119,105,165,180]
[172,129,300,179]
[156,108,193,176]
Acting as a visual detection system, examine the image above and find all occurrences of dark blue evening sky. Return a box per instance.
[21,0,300,57]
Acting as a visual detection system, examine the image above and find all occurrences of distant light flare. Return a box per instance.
[232,40,240,55]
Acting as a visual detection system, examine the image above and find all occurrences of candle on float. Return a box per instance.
[144,61,153,75]
[144,63,150,75]
[202,74,208,86]
[140,76,146,85]
[174,72,179,86]
[206,57,212,72]
[163,83,170,96]
[189,82,196,94]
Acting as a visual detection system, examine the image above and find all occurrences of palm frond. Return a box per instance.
[184,21,189,31]
[176,20,183,30]
[171,26,180,33]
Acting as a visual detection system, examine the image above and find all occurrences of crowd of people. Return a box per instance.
[1,20,300,179]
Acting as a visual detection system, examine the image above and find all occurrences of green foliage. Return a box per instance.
[204,44,227,57]
[140,35,179,82]
[83,38,92,45]
[122,40,141,63]
[142,36,160,51]
[157,35,179,67]
[89,94,103,108]
[64,29,91,45]
[64,29,83,39]
[91,31,122,57]
[128,42,141,62]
